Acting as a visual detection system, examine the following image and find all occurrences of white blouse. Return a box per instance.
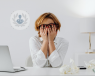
[29,35,69,68]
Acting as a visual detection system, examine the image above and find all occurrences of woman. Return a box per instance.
[29,12,69,68]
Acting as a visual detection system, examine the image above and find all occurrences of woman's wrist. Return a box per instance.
[48,37,55,42]
[49,40,54,46]
[43,40,48,43]
[49,40,54,42]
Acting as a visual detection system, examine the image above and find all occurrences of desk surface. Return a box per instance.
[0,67,95,76]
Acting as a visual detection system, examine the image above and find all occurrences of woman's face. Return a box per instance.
[39,18,57,35]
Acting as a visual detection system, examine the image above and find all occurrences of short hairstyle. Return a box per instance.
[35,12,61,37]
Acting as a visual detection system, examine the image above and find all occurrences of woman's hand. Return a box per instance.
[48,25,57,56]
[40,25,48,42]
[48,25,57,42]
[40,25,48,58]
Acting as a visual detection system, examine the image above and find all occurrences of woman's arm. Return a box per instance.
[29,37,47,67]
[29,25,48,67]
[48,39,69,68]
[40,25,48,58]
[48,41,55,56]
[47,24,69,67]
[41,40,48,58]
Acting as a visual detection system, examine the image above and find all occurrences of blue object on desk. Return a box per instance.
[92,68,95,73]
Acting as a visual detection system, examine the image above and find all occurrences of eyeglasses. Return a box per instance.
[39,23,58,29]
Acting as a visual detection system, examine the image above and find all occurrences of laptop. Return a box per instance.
[0,45,26,73]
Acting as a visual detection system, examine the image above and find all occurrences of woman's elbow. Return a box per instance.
[35,59,47,68]
[37,64,46,68]
[51,60,63,68]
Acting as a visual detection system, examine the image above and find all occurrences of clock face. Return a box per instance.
[10,10,30,30]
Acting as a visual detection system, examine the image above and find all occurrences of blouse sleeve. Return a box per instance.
[48,39,69,68]
[29,37,47,67]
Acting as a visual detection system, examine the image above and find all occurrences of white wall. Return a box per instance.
[0,0,95,66]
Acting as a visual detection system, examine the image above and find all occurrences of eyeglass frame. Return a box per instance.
[38,22,58,31]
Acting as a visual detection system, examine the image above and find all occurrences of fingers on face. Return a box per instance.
[52,24,54,31]
[44,25,48,35]
[48,25,50,33]
[40,24,57,35]
[54,24,56,31]
[52,24,57,32]
[40,26,43,35]
[40,25,48,35]
[49,25,52,33]
[48,25,55,33]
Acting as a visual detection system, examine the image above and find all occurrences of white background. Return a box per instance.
[0,0,95,66]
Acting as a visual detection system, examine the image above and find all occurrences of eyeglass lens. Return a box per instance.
[39,23,56,29]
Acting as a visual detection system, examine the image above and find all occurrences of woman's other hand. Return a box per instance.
[48,24,57,42]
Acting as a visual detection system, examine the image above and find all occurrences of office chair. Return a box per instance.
[26,55,33,67]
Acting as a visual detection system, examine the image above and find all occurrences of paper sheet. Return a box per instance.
[59,58,79,74]
[84,59,95,69]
